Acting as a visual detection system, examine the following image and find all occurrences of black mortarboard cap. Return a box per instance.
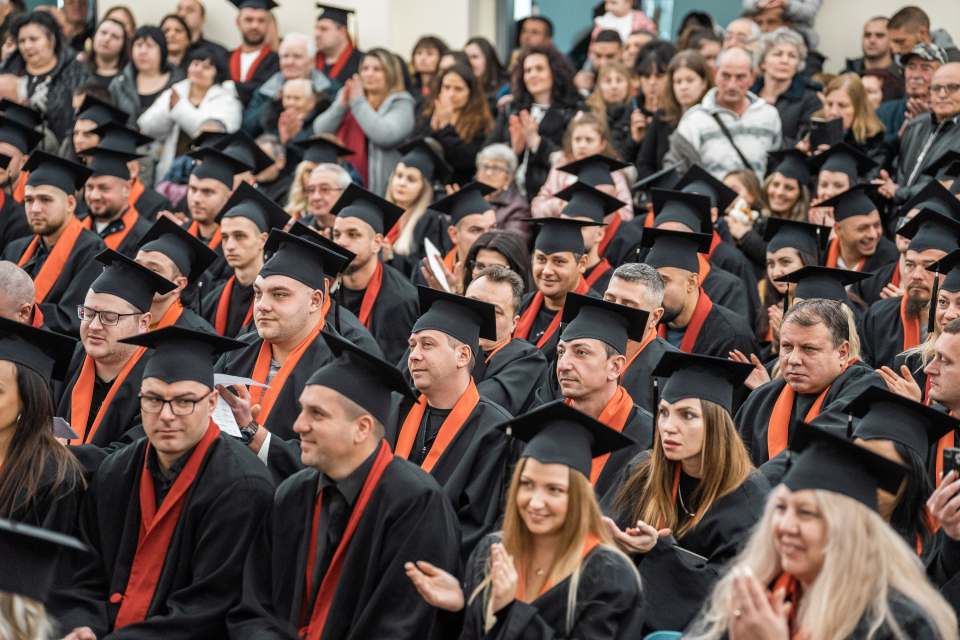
[0,153,11,170]
[76,95,128,127]
[923,151,960,181]
[308,332,417,425]
[651,188,712,234]
[0,99,42,129]
[138,216,219,283]
[560,293,648,355]
[316,3,354,25]
[928,249,960,294]
[807,143,878,181]
[896,209,960,254]
[191,130,228,149]
[90,249,177,312]
[430,181,496,225]
[397,137,452,184]
[0,114,42,154]
[653,351,755,414]
[0,519,87,604]
[783,421,908,511]
[767,148,811,185]
[640,227,712,273]
[228,0,278,10]
[90,121,152,154]
[632,160,683,192]
[775,265,870,303]
[81,146,139,180]
[525,217,603,256]
[846,385,959,458]
[288,220,356,270]
[817,184,881,223]
[764,218,831,257]
[897,180,960,221]
[411,286,497,351]
[261,229,349,289]
[24,151,93,193]
[188,146,252,188]
[558,154,630,187]
[674,164,739,212]
[554,180,624,223]
[0,316,76,383]
[218,182,291,232]
[121,327,245,389]
[293,134,354,164]
[498,400,636,477]
[329,183,405,235]
[212,131,275,175]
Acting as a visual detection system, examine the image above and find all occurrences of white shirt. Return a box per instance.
[239,49,263,82]
[595,12,634,43]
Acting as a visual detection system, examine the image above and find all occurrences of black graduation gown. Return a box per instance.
[234,49,280,107]
[669,298,760,360]
[710,241,760,323]
[340,262,419,365]
[200,277,256,338]
[133,185,172,223]
[850,260,899,306]
[83,211,153,258]
[926,531,960,615]
[584,259,615,295]
[602,216,644,267]
[171,305,216,332]
[735,363,886,468]
[470,338,549,417]
[860,295,917,370]
[516,287,602,358]
[459,533,645,640]
[50,433,274,639]
[1,229,106,336]
[396,210,449,280]
[594,404,655,501]
[701,265,753,327]
[320,47,363,86]
[620,336,680,416]
[323,299,385,359]
[7,451,85,534]
[226,453,461,640]
[0,194,28,253]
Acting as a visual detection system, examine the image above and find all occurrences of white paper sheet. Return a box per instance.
[423,238,452,293]
[211,374,268,437]
[214,374,270,388]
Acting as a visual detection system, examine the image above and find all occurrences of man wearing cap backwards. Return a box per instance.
[227,0,281,107]
[1,153,105,337]
[399,287,513,562]
[52,327,274,640]
[735,299,885,470]
[314,4,362,85]
[54,250,176,452]
[818,184,899,276]
[225,332,460,640]
[860,210,960,371]
[330,184,419,364]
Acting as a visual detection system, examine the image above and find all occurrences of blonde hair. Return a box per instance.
[362,48,406,109]
[814,74,885,144]
[284,160,318,218]
[386,166,434,255]
[762,173,811,222]
[686,486,959,640]
[770,302,861,381]
[904,296,942,369]
[585,62,633,113]
[468,459,638,633]
[0,591,54,640]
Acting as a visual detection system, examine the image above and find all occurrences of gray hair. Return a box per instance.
[311,163,351,189]
[611,263,664,307]
[0,261,34,309]
[476,143,518,175]
[782,299,849,348]
[283,78,314,97]
[725,18,761,43]
[280,32,317,59]
[754,26,808,74]
[255,133,285,159]
[472,264,524,317]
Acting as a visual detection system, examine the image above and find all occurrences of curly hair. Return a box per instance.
[510,44,579,111]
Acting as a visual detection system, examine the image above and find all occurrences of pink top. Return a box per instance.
[530,152,634,221]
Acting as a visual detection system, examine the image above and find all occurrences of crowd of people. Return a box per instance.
[2,0,960,638]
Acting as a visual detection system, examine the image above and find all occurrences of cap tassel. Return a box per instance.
[334,276,343,335]
[196,281,203,319]
[652,378,659,448]
[846,413,854,439]
[929,268,940,336]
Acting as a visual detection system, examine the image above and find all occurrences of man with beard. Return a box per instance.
[0,153,103,336]
[860,210,960,370]
[227,0,281,107]
[314,4,362,85]
[92,121,172,224]
[819,184,899,275]
[330,185,418,364]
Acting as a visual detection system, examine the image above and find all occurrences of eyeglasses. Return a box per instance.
[931,84,960,95]
[477,163,508,175]
[139,390,213,415]
[77,306,141,326]
[309,186,343,196]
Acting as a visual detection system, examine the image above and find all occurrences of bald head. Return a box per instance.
[932,63,960,121]
[0,261,35,324]
[715,47,755,112]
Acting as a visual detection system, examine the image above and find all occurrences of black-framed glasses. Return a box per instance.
[931,84,960,95]
[139,390,213,415]
[77,306,141,326]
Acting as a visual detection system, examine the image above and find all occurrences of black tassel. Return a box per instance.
[334,276,343,334]
[652,379,659,448]
[929,268,940,336]
[196,281,203,319]
[846,414,854,439]
[784,449,793,474]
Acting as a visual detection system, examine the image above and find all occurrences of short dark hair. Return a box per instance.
[463,230,534,293]
[635,40,678,77]
[595,29,622,46]
[888,6,929,32]
[782,299,849,348]
[521,16,554,38]
[10,10,65,56]
[74,83,114,104]
[184,44,230,84]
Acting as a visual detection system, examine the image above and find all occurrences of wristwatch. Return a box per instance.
[239,420,260,445]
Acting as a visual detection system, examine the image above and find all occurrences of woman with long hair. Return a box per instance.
[685,421,958,640]
[605,351,768,635]
[465,36,508,115]
[629,40,677,149]
[415,63,494,186]
[585,61,636,161]
[85,18,140,122]
[313,48,416,196]
[461,229,534,294]
[104,6,136,40]
[159,14,191,70]
[406,401,644,639]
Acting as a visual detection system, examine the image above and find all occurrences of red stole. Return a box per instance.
[214,276,254,336]
[596,212,621,258]
[484,339,511,363]
[112,422,219,628]
[315,40,355,79]
[68,347,148,445]
[230,45,271,83]
[12,172,26,203]
[657,289,712,354]
[356,260,383,329]
[337,111,368,185]
[825,237,865,271]
[901,295,921,352]
[30,305,43,328]
[706,230,723,260]
[515,532,601,601]
[584,258,611,288]
[128,176,145,209]
[767,364,848,459]
[81,206,140,251]
[565,386,634,485]
[513,278,591,348]
[18,217,84,303]
[385,220,401,245]
[394,380,480,473]
[891,263,901,289]
[249,316,325,425]
[186,221,222,250]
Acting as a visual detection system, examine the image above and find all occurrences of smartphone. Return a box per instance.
[944,447,960,480]
[810,117,843,148]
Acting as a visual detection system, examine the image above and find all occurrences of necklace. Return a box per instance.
[677,483,697,518]
[535,568,544,576]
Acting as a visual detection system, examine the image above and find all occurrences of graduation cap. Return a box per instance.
[807,143,878,181]
[0,316,76,383]
[764,218,831,258]
[227,0,278,10]
[75,95,129,127]
[775,265,870,304]
[430,182,496,226]
[498,400,636,477]
[411,286,497,352]
[846,385,959,459]
[651,188,712,234]
[218,182,291,232]
[926,249,960,333]
[187,146,252,188]
[397,138,452,184]
[81,146,139,180]
[212,131,275,175]
[554,181,624,224]
[293,134,355,165]
[640,227,713,274]
[138,216,219,283]
[674,165,738,212]
[525,217,603,256]
[560,293,648,356]
[922,150,960,181]
[90,249,177,312]
[816,184,881,223]
[653,351,755,414]
[0,114,42,154]
[0,99,42,129]
[329,183,405,235]
[767,148,811,185]
[782,421,908,512]
[0,153,11,170]
[191,130,229,150]
[316,3,354,25]
[0,519,87,605]
[121,327,246,389]
[633,160,684,192]
[260,229,350,290]
[307,332,417,426]
[90,121,152,155]
[24,151,93,194]
[896,180,960,221]
[288,219,356,269]
[558,154,630,188]
[896,209,960,254]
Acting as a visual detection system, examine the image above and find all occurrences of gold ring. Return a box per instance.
[734,609,742,618]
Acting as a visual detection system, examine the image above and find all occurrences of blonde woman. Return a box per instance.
[585,62,636,160]
[405,402,643,639]
[605,352,769,635]
[685,421,958,640]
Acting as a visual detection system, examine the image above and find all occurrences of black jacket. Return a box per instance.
[635,110,674,181]
[750,74,822,146]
